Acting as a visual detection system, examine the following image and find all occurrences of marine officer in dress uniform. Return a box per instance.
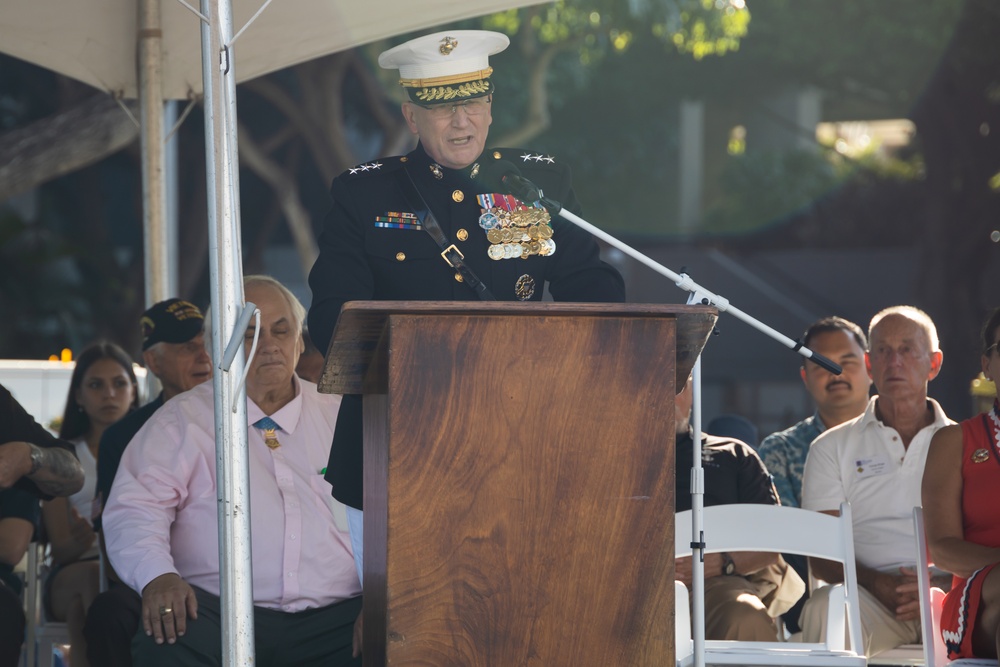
[307,30,626,580]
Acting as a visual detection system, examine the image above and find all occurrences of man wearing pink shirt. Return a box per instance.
[103,275,361,666]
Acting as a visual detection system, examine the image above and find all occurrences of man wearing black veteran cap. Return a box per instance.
[308,31,625,528]
[85,298,212,667]
[96,298,212,516]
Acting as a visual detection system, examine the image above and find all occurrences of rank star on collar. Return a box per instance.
[519,153,554,164]
[348,161,384,175]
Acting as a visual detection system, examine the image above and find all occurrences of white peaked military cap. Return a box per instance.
[378,30,510,104]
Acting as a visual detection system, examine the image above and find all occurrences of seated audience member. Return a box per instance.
[675,377,804,641]
[43,342,138,667]
[758,316,871,633]
[0,486,39,667]
[801,306,952,656]
[706,414,759,450]
[85,298,212,667]
[923,306,1000,661]
[759,317,871,509]
[103,275,361,666]
[0,385,84,499]
[0,382,84,664]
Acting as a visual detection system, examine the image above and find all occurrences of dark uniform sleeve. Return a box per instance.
[307,173,379,356]
[0,384,76,500]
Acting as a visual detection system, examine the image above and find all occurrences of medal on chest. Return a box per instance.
[477,193,556,261]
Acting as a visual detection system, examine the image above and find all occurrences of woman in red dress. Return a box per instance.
[923,307,1000,660]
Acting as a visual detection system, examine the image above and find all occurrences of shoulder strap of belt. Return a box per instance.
[393,165,496,301]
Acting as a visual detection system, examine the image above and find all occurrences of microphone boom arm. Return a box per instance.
[534,194,841,375]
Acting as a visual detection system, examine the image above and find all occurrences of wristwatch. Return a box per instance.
[721,552,736,576]
[26,443,44,475]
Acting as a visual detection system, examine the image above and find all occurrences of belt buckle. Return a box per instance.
[440,244,465,268]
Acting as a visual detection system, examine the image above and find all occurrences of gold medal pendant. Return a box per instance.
[254,416,282,449]
[262,428,281,449]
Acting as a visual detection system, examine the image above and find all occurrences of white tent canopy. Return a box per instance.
[1,0,546,305]
[0,0,543,100]
[1,3,547,663]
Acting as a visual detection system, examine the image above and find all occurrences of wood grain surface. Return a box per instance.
[359,311,688,666]
[318,301,716,396]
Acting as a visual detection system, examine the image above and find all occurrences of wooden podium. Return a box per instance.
[319,302,716,667]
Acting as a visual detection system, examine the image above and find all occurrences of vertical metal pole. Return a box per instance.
[139,0,168,306]
[164,99,180,298]
[200,0,255,664]
[690,357,706,667]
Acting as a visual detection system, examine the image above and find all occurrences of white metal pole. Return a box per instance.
[689,356,706,667]
[139,0,169,306]
[164,99,180,298]
[199,0,255,663]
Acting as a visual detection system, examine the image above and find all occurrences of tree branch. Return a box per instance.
[492,43,562,147]
[346,51,410,157]
[236,122,318,275]
[0,95,139,201]
[242,76,341,182]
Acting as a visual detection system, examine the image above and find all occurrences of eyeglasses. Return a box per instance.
[987,342,999,356]
[414,96,491,119]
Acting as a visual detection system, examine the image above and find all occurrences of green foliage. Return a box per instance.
[475,0,965,238]
[483,0,750,65]
[699,145,927,235]
[700,150,840,234]
[663,0,750,60]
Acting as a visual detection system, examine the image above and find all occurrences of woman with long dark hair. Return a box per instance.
[42,341,138,667]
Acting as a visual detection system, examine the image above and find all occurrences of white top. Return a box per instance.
[802,396,953,572]
[68,437,98,525]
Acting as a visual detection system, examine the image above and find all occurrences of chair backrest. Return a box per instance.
[675,580,693,658]
[913,507,999,667]
[23,542,71,667]
[914,506,949,667]
[675,502,864,652]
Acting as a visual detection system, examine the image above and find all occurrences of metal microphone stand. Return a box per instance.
[527,190,841,667]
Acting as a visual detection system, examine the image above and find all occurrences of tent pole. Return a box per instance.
[200,0,255,664]
[139,0,169,306]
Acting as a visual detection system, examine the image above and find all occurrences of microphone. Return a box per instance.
[479,160,544,203]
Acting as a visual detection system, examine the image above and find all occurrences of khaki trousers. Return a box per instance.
[701,575,780,641]
[799,583,920,656]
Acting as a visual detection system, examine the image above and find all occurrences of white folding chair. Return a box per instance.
[913,507,995,667]
[675,502,866,667]
[867,642,925,665]
[22,542,70,667]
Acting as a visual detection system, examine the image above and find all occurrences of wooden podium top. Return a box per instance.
[318,301,717,395]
